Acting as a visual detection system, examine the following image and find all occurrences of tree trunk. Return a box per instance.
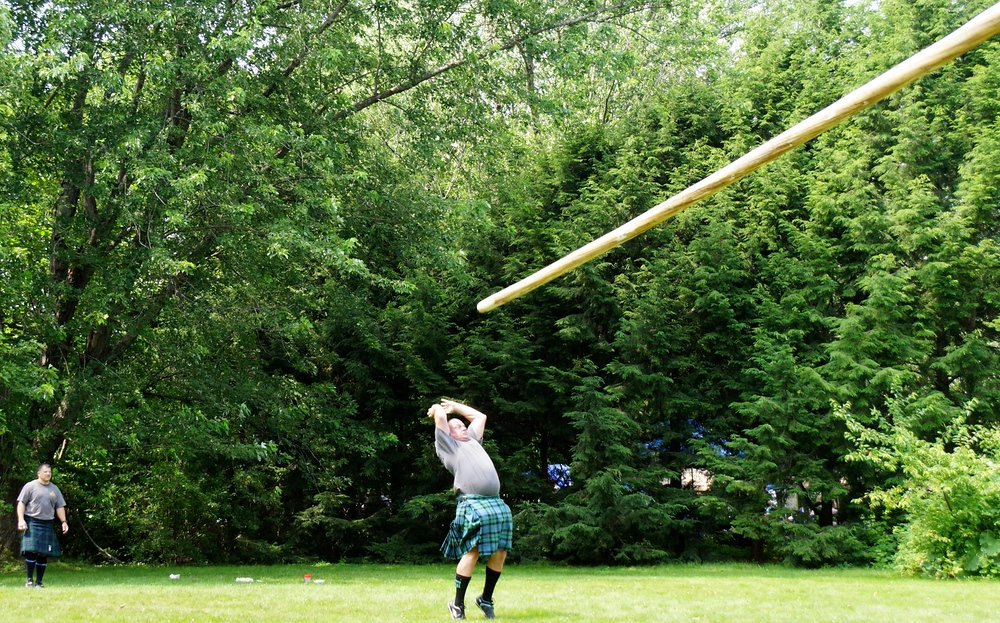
[818,499,835,527]
[1,475,23,559]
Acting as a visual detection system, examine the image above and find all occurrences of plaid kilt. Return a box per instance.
[21,517,62,557]
[441,494,512,560]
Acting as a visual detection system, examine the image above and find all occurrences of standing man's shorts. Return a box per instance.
[441,494,513,560]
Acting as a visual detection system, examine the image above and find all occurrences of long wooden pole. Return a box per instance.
[477,2,1000,313]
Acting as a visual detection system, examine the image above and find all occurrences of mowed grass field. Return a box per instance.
[1,562,996,622]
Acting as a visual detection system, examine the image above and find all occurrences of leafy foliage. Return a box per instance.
[2,0,1000,571]
[840,393,1000,577]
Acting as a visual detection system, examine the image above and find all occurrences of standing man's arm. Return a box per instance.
[16,501,26,532]
[441,399,488,439]
[56,505,68,534]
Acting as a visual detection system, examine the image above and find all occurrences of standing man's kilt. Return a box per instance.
[21,517,62,557]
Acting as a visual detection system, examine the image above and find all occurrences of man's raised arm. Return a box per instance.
[428,403,450,432]
[441,399,488,439]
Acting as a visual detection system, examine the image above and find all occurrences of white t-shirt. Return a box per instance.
[435,428,501,496]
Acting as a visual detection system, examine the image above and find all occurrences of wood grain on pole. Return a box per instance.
[477,2,1000,313]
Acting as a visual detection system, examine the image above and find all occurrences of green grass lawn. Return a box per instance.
[1,562,996,622]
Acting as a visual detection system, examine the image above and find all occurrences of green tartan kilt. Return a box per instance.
[21,517,62,558]
[441,494,513,560]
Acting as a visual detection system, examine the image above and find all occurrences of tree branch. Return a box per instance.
[104,232,222,365]
[262,0,351,98]
[333,0,655,120]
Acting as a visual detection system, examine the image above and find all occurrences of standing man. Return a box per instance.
[428,399,512,620]
[16,463,69,588]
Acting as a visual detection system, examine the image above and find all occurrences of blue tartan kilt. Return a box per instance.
[21,517,62,558]
[441,494,513,560]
